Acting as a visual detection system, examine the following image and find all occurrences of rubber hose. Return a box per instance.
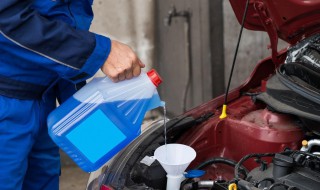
[194,157,249,176]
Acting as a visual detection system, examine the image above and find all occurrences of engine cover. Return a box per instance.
[246,153,320,190]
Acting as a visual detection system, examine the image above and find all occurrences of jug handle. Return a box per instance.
[102,76,110,82]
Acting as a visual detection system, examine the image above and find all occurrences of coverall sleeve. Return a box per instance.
[0,1,111,83]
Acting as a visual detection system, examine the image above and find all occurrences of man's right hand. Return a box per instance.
[101,40,145,82]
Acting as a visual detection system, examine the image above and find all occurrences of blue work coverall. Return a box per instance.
[0,0,111,189]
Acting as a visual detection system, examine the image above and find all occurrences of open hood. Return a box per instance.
[229,0,320,64]
[230,0,320,44]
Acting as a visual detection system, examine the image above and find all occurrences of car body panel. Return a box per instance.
[229,0,320,44]
[87,1,320,189]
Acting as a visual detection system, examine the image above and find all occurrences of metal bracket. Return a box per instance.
[164,6,191,26]
[254,1,279,67]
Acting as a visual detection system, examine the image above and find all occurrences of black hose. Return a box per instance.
[257,178,275,185]
[255,178,275,189]
[268,183,290,190]
[233,150,320,178]
[233,150,316,188]
[291,150,320,160]
[181,157,246,190]
[194,157,249,177]
[234,153,276,179]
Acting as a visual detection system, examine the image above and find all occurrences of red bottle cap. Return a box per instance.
[100,185,113,190]
[147,69,162,87]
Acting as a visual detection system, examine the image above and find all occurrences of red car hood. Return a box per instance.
[229,0,320,45]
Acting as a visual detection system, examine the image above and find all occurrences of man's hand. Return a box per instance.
[101,40,145,82]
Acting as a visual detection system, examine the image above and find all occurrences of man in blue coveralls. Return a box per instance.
[0,1,145,190]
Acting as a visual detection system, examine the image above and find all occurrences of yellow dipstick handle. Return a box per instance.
[302,140,308,148]
[219,104,228,119]
[228,183,237,190]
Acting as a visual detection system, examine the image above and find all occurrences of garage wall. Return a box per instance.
[90,0,156,76]
[88,0,288,115]
[89,0,269,88]
[154,0,225,116]
[89,0,224,116]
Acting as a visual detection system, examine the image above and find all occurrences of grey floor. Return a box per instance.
[60,166,89,190]
[59,150,89,190]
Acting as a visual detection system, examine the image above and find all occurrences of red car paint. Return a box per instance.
[229,0,320,66]
[90,0,320,187]
[174,3,320,175]
[176,53,303,180]
[100,185,114,190]
[175,0,320,179]
[229,0,320,44]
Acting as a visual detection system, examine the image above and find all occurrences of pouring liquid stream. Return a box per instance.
[163,105,167,145]
[161,101,168,161]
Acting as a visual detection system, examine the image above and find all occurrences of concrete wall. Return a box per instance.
[89,0,265,88]
[90,0,156,77]
[89,0,288,101]
[154,0,221,115]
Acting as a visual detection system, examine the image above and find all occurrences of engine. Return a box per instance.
[180,142,320,190]
[127,104,320,190]
[246,150,320,190]
[127,106,320,190]
[95,34,320,190]
[177,34,320,190]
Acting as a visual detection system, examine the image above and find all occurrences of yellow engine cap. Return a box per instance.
[302,140,308,147]
[219,104,228,119]
[228,183,237,190]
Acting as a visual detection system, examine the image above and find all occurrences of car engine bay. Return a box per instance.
[88,1,320,189]
[94,34,320,190]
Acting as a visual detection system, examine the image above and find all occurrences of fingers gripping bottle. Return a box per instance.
[47,69,162,172]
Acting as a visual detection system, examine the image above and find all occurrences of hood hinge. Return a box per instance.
[254,1,280,67]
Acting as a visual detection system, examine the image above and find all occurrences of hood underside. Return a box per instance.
[229,0,320,45]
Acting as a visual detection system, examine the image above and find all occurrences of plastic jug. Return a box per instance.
[47,69,162,172]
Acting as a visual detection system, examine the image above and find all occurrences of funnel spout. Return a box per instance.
[167,174,184,190]
[154,144,196,190]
